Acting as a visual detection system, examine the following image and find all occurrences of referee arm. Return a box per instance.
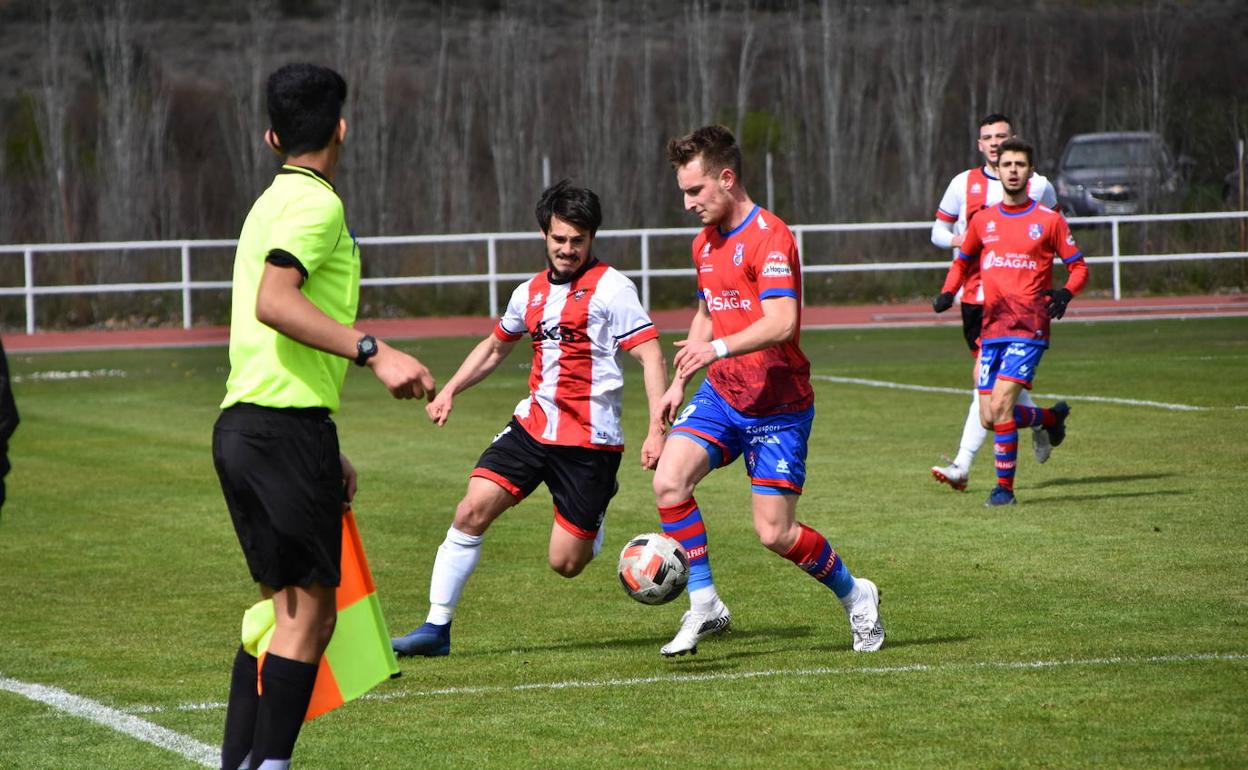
[256,261,436,400]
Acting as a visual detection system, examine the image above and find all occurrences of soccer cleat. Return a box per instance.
[846,578,884,652]
[392,621,451,657]
[1031,426,1052,464]
[930,459,969,492]
[660,604,731,657]
[1045,401,1071,448]
[985,485,1017,507]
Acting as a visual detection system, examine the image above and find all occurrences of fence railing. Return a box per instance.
[0,210,1245,335]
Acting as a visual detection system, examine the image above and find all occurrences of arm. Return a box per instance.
[425,332,518,426]
[931,176,963,249]
[672,295,798,382]
[256,262,435,399]
[626,338,669,470]
[658,300,711,423]
[931,218,964,250]
[933,255,972,312]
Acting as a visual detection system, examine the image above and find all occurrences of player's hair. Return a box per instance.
[998,137,1035,165]
[665,124,743,178]
[266,63,348,157]
[979,113,1013,131]
[535,179,603,235]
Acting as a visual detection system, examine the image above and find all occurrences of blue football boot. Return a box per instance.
[985,485,1017,507]
[392,621,451,657]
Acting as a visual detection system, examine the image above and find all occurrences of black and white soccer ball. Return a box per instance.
[618,533,689,605]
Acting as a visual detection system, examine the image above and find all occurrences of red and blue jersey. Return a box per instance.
[955,201,1088,347]
[691,205,813,415]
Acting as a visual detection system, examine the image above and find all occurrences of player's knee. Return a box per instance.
[548,554,587,579]
[315,612,337,648]
[652,469,692,507]
[452,498,493,535]
[754,522,796,554]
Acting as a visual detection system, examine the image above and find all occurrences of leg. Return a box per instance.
[249,582,336,767]
[548,522,595,578]
[393,477,515,657]
[757,492,884,652]
[986,379,1025,506]
[1016,388,1053,464]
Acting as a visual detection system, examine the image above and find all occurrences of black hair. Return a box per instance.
[535,179,603,235]
[666,124,743,178]
[998,137,1035,166]
[979,113,1013,131]
[265,63,348,157]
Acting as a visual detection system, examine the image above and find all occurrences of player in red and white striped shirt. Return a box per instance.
[392,181,669,657]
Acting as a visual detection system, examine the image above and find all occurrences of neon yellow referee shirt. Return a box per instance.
[222,165,360,412]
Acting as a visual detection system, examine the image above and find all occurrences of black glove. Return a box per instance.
[1043,288,1073,319]
[932,291,955,313]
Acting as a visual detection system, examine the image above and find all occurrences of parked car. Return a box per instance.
[1052,132,1189,216]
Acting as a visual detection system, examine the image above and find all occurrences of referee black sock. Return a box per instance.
[250,653,318,766]
[221,646,258,770]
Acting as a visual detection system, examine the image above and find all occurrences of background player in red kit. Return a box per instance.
[939,138,1088,506]
[391,181,669,657]
[650,125,884,656]
[930,114,1058,493]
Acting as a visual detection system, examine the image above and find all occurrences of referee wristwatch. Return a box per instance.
[354,334,378,366]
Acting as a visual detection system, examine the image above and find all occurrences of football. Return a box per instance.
[617,533,689,605]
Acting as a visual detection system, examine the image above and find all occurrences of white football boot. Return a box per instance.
[930,458,969,492]
[844,578,884,652]
[660,602,731,657]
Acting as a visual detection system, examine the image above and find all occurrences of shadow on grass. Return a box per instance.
[470,624,816,657]
[1029,473,1178,489]
[1023,489,1186,504]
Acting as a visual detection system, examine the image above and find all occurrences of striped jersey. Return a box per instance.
[935,166,1056,303]
[494,259,658,450]
[692,205,813,415]
[955,201,1088,347]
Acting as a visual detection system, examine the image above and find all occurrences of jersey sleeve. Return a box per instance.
[934,175,961,224]
[1033,176,1059,208]
[264,192,343,278]
[755,229,801,301]
[958,217,984,260]
[494,282,529,342]
[601,274,658,351]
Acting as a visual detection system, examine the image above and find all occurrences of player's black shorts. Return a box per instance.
[960,302,984,353]
[471,418,621,539]
[212,403,343,589]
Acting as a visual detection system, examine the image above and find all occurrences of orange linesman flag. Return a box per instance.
[241,508,401,721]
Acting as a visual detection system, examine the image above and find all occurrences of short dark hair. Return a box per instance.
[979,113,1013,131]
[666,124,743,178]
[266,63,348,157]
[998,137,1035,166]
[535,179,603,235]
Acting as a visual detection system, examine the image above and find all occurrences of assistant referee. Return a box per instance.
[211,63,434,770]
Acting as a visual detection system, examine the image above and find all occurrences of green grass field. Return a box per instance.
[1,317,1245,769]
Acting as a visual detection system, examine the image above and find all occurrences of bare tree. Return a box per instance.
[35,0,76,241]
[1131,0,1179,137]
[886,0,958,215]
[220,0,278,212]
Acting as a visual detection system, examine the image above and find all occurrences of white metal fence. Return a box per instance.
[0,210,1245,335]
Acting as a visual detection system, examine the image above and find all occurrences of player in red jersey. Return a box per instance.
[650,125,883,656]
[938,138,1088,506]
[930,114,1058,493]
[391,181,669,657]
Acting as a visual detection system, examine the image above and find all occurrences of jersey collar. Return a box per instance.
[717,204,760,239]
[279,164,336,192]
[547,256,599,285]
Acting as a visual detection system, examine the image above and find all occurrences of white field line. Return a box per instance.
[12,368,127,383]
[0,673,217,768]
[812,374,1212,412]
[126,651,1246,714]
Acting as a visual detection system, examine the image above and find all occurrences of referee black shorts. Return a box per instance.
[960,302,984,354]
[212,403,344,589]
[471,418,621,539]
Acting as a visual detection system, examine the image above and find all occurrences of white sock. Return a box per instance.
[425,526,484,626]
[953,389,987,469]
[1016,388,1043,431]
[689,585,723,615]
[591,525,604,558]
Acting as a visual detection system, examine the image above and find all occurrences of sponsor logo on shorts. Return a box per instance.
[775,459,790,474]
[748,434,780,445]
